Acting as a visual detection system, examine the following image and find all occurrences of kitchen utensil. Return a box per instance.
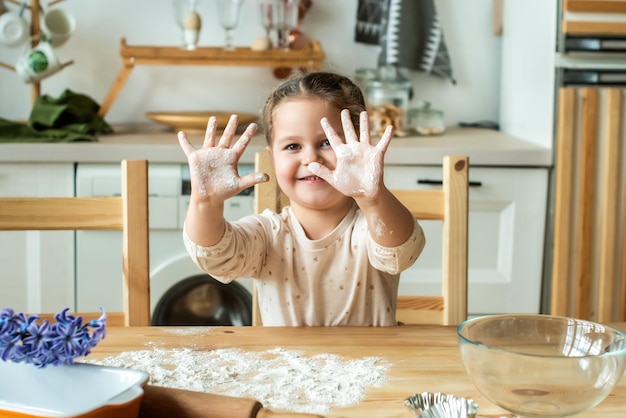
[457,314,626,417]
[405,392,478,417]
[138,385,325,418]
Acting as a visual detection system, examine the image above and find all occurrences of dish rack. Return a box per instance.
[98,37,326,117]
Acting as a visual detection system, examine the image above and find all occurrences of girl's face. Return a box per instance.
[269,97,353,212]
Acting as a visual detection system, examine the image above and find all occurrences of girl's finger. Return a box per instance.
[341,109,358,143]
[306,162,333,183]
[178,131,196,157]
[232,123,258,155]
[320,117,343,149]
[376,124,394,153]
[202,117,218,149]
[238,171,269,191]
[359,111,371,145]
[218,114,239,148]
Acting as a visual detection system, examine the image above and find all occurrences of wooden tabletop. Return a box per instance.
[89,325,626,418]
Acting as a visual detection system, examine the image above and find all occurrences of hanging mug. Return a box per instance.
[41,8,76,47]
[15,40,63,83]
[0,2,29,47]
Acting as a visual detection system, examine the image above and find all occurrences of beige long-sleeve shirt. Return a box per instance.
[183,204,425,326]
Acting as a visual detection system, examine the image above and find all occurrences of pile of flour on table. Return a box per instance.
[86,329,390,415]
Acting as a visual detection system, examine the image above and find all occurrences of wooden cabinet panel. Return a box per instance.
[562,0,626,35]
[551,87,626,322]
[564,0,626,14]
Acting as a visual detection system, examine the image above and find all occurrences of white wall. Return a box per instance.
[499,0,557,149]
[0,0,501,134]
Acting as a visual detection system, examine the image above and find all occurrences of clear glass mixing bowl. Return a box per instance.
[457,314,626,417]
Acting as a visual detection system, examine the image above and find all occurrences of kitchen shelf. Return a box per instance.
[98,37,326,117]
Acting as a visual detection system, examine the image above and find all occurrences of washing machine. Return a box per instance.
[75,163,255,326]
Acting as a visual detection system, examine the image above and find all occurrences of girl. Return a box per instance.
[178,71,425,326]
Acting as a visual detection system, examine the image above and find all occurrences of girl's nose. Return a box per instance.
[301,150,322,165]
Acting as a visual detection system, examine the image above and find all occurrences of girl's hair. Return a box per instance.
[260,71,366,144]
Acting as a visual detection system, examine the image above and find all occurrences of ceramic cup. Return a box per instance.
[41,8,75,47]
[181,9,201,50]
[15,40,63,83]
[0,8,29,47]
[183,28,199,50]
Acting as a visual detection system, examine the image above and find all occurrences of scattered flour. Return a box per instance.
[86,345,390,415]
[160,326,212,335]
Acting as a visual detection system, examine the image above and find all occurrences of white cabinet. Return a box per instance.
[0,163,75,313]
[0,161,549,318]
[385,165,549,316]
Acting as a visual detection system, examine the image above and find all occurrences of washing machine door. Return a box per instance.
[151,253,253,326]
[152,275,252,326]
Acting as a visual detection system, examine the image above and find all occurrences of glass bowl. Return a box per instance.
[457,314,626,417]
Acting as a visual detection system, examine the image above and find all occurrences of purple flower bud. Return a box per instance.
[0,307,107,368]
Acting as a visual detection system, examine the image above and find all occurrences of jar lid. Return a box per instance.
[409,106,444,117]
[368,66,413,89]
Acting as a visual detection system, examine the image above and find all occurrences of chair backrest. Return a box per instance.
[0,160,151,327]
[253,151,469,326]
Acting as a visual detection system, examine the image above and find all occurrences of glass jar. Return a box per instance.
[361,66,412,137]
[353,67,377,93]
[408,102,445,136]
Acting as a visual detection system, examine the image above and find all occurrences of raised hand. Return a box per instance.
[178,114,267,204]
[307,109,393,199]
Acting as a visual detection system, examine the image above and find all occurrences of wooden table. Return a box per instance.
[89,325,626,418]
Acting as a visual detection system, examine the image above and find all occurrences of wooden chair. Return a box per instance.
[0,160,151,327]
[253,151,469,326]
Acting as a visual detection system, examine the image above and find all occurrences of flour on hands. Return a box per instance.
[307,110,392,198]
[178,114,268,202]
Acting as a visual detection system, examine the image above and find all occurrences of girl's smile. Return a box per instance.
[298,174,324,182]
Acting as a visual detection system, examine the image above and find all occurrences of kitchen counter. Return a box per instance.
[0,124,552,166]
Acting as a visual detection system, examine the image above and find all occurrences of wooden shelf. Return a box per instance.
[98,38,326,117]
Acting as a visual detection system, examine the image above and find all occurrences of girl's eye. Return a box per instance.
[285,143,300,151]
[321,139,331,147]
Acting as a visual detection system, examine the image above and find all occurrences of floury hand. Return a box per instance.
[307,109,393,199]
[178,114,268,203]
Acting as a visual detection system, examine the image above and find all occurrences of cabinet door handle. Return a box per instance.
[417,179,483,187]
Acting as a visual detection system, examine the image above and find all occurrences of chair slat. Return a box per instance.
[0,198,123,230]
